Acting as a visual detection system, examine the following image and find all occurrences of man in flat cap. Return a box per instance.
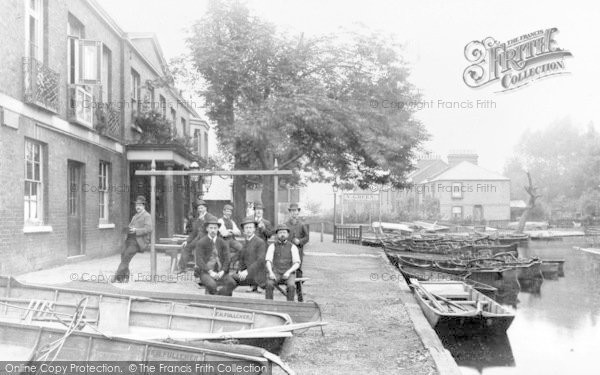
[231,216,267,291]
[265,224,301,301]
[194,215,236,296]
[218,204,243,270]
[253,202,273,242]
[114,196,152,282]
[178,199,211,273]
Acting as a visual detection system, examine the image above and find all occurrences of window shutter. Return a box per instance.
[78,39,102,85]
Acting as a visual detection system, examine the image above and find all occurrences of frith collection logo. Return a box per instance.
[463,28,572,92]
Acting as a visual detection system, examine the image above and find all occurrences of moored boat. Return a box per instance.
[540,262,560,280]
[0,320,292,374]
[0,276,295,353]
[397,264,497,299]
[540,259,565,277]
[409,280,514,335]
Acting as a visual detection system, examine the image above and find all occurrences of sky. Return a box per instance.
[97,0,600,207]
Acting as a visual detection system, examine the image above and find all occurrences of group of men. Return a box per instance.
[114,196,309,301]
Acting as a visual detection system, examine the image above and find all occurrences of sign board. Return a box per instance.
[343,193,379,202]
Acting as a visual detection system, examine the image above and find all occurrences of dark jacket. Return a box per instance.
[127,210,152,251]
[194,235,231,273]
[285,218,309,249]
[256,218,273,242]
[185,213,209,250]
[238,235,267,285]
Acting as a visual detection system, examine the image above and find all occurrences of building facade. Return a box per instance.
[0,0,202,273]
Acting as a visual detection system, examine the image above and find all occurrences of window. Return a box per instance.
[24,140,44,225]
[171,108,177,134]
[67,14,84,84]
[181,117,187,137]
[131,69,140,117]
[25,0,45,61]
[101,46,111,103]
[452,206,463,220]
[98,161,110,222]
[159,95,166,118]
[451,182,463,199]
[203,132,209,158]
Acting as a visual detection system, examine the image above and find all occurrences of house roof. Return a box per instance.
[428,161,509,182]
[408,159,448,184]
[510,200,527,208]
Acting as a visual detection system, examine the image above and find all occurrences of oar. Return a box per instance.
[409,279,445,311]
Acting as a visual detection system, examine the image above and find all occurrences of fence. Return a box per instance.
[333,224,363,244]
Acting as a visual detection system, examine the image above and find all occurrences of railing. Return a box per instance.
[333,224,363,244]
[95,103,122,140]
[23,57,60,113]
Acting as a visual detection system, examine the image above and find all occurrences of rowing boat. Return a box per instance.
[540,262,560,280]
[396,264,497,299]
[409,280,514,335]
[34,278,322,324]
[540,259,565,277]
[0,320,293,374]
[0,276,293,353]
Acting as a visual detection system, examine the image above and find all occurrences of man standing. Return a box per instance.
[218,204,243,270]
[285,203,309,300]
[253,202,273,242]
[178,199,210,273]
[232,216,267,291]
[194,215,236,296]
[114,196,152,282]
[265,224,301,301]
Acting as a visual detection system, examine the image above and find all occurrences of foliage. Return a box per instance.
[503,118,600,219]
[175,0,428,218]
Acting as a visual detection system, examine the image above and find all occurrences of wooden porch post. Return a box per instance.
[150,159,157,279]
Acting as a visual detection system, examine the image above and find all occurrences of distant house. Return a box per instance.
[421,153,510,221]
[337,152,511,223]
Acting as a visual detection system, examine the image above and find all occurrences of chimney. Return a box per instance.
[447,151,478,167]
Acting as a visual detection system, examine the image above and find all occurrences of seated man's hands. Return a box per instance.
[282,271,291,280]
[292,238,300,245]
[238,270,248,281]
[209,270,217,279]
[268,271,277,280]
[216,270,224,280]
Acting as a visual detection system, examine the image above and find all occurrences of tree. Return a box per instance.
[516,172,542,233]
[180,0,428,221]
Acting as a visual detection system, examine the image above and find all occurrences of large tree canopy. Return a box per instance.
[504,118,600,219]
[176,0,428,220]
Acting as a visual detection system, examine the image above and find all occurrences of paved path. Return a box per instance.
[17,233,459,375]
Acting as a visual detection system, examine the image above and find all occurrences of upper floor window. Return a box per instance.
[451,182,463,199]
[130,69,140,119]
[24,139,46,225]
[159,95,166,118]
[181,118,187,137]
[25,0,45,61]
[171,108,177,134]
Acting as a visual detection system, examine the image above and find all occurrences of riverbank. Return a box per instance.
[16,234,459,375]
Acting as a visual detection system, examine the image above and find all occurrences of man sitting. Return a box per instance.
[218,204,243,271]
[178,199,210,273]
[193,215,236,296]
[232,216,267,291]
[265,224,301,301]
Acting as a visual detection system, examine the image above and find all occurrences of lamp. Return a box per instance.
[190,161,200,183]
[201,174,212,195]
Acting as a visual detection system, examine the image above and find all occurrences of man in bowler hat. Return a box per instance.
[194,215,236,296]
[114,196,152,282]
[253,202,273,242]
[265,224,301,301]
[232,216,267,291]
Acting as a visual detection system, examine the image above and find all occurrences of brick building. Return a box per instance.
[0,0,202,273]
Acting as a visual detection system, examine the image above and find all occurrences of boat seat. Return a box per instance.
[437,292,471,300]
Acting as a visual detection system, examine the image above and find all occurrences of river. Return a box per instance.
[440,238,600,375]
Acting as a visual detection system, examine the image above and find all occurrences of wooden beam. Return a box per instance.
[135,170,293,176]
[150,160,157,280]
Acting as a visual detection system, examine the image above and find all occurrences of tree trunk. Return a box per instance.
[261,175,275,223]
[516,172,540,234]
[232,142,247,223]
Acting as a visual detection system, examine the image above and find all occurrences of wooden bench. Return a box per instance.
[155,242,185,274]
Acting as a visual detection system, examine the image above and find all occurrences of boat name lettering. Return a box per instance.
[214,310,254,321]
